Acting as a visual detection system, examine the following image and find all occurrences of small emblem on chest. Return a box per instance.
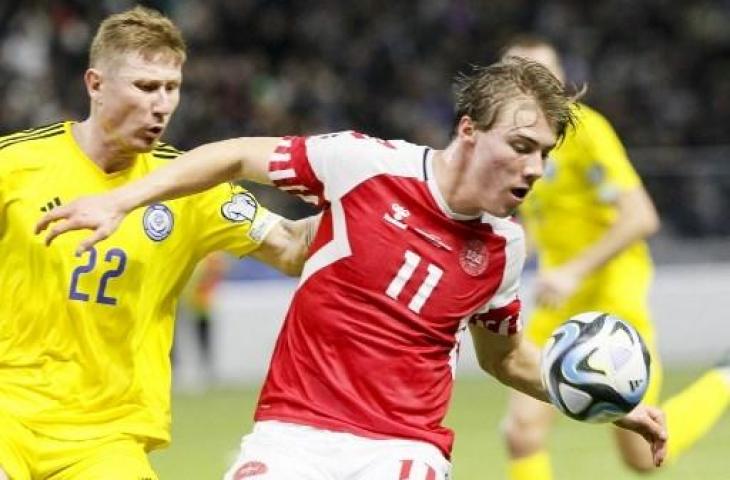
[143,203,174,241]
[383,203,410,229]
[459,239,488,276]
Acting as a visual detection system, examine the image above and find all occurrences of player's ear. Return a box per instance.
[84,68,103,104]
[457,115,477,144]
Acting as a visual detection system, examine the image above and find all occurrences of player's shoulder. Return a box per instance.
[0,121,67,155]
[307,130,422,155]
[150,141,184,161]
[573,103,616,132]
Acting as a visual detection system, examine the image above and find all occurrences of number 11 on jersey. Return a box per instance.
[386,250,443,314]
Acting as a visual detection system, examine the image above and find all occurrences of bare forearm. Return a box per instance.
[491,340,548,402]
[113,138,279,213]
[470,326,548,402]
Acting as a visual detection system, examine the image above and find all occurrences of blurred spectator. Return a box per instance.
[1,0,729,236]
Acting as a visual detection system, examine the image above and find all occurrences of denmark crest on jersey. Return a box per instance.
[143,204,174,241]
[460,239,488,276]
[222,192,258,223]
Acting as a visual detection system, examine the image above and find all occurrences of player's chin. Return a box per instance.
[132,134,160,153]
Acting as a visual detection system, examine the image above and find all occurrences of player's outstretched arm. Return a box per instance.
[614,404,668,467]
[35,137,282,251]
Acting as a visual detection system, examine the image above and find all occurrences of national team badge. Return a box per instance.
[143,204,174,241]
[222,192,258,223]
[233,461,268,479]
[459,239,488,276]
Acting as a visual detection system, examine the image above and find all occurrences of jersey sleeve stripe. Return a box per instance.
[276,138,293,149]
[0,122,64,142]
[270,152,289,161]
[0,127,65,151]
[279,185,310,192]
[155,142,182,152]
[268,136,325,207]
[296,194,320,205]
[470,298,522,335]
[269,169,296,181]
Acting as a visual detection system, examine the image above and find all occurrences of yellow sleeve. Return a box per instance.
[0,151,9,235]
[187,182,281,258]
[574,105,641,200]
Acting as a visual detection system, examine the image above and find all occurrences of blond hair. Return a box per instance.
[89,5,186,68]
[453,57,578,142]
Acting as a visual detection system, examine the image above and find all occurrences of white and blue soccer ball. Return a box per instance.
[540,312,651,423]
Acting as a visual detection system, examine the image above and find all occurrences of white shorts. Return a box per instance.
[223,420,452,480]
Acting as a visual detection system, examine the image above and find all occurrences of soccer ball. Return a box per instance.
[540,312,651,423]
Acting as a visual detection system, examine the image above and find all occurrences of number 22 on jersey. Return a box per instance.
[68,247,127,305]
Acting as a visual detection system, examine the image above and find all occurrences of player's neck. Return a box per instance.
[71,119,137,174]
[432,147,482,218]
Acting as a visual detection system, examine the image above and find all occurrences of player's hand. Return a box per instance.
[614,404,668,467]
[534,266,581,308]
[35,194,127,254]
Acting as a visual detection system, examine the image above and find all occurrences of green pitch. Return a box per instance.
[152,368,729,478]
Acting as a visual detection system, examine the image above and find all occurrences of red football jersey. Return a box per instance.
[256,132,525,456]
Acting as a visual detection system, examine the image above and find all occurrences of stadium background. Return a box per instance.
[1,1,728,478]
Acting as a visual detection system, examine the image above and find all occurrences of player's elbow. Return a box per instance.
[477,352,512,384]
[281,259,305,277]
[640,207,661,238]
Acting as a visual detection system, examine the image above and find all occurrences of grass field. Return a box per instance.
[151,368,730,479]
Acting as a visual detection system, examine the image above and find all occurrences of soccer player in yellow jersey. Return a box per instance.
[0,7,314,480]
[501,35,730,480]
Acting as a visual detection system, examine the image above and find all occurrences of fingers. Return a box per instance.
[35,205,72,234]
[652,437,668,467]
[627,406,667,467]
[77,230,110,255]
[647,408,668,466]
[45,219,79,246]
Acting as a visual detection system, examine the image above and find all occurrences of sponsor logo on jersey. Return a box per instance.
[39,196,61,212]
[143,204,174,241]
[459,239,488,276]
[383,202,410,229]
[233,461,268,478]
[222,192,258,223]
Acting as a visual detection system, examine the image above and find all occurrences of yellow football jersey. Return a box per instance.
[519,104,654,333]
[0,122,279,450]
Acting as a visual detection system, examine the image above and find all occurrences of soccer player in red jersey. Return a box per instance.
[37,58,667,479]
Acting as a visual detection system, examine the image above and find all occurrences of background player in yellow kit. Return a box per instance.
[175,252,231,391]
[501,35,730,480]
[0,7,314,480]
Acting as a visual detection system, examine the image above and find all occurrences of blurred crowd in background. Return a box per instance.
[1,0,729,242]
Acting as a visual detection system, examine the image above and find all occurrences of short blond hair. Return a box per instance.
[89,5,186,68]
[453,57,578,142]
